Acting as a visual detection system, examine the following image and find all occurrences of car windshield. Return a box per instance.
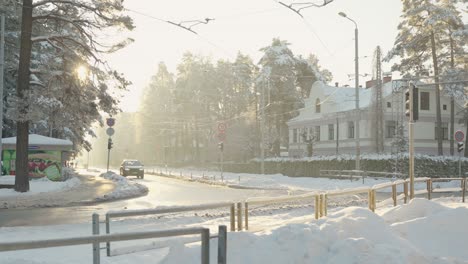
[124,160,142,166]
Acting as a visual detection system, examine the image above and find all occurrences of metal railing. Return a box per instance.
[0,222,211,264]
[244,192,319,230]
[104,202,236,256]
[320,169,406,183]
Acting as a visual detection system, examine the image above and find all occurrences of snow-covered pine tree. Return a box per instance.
[386,0,466,156]
[256,38,301,156]
[10,0,134,191]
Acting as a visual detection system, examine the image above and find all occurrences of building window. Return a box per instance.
[386,120,396,138]
[443,104,447,110]
[420,92,430,110]
[387,102,391,108]
[434,123,448,140]
[315,98,321,113]
[328,124,334,140]
[315,126,320,141]
[293,129,297,143]
[348,121,355,139]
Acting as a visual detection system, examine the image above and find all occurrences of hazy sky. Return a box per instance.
[106,0,403,112]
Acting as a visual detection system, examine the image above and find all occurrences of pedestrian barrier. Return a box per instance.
[244,192,318,230]
[0,222,211,264]
[104,202,236,256]
[320,169,406,183]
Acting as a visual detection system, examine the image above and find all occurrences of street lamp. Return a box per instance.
[339,11,360,170]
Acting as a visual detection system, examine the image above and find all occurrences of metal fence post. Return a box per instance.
[105,214,110,257]
[92,213,100,264]
[201,228,210,264]
[372,189,376,212]
[230,204,235,231]
[237,202,243,231]
[462,178,466,203]
[244,202,249,230]
[368,190,373,211]
[218,225,227,264]
[314,194,320,219]
[403,181,408,204]
[427,179,432,200]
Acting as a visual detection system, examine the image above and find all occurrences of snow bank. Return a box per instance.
[159,200,467,263]
[0,175,80,198]
[97,172,148,201]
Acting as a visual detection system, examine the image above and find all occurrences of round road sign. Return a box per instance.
[106,118,115,127]
[455,130,464,142]
[106,127,115,137]
[218,122,226,132]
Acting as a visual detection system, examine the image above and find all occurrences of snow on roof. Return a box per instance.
[2,134,73,146]
[290,81,394,123]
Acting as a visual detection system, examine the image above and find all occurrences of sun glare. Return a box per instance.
[76,65,89,82]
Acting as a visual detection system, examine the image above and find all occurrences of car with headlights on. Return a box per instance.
[119,159,144,179]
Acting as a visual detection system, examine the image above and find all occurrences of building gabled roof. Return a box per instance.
[289,81,394,123]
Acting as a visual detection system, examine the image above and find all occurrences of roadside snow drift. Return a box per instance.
[97,172,148,201]
[160,199,467,264]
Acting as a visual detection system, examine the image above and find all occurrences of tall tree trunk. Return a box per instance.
[449,28,455,156]
[430,31,443,155]
[14,0,33,192]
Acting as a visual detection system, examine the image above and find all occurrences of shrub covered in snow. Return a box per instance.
[224,154,468,178]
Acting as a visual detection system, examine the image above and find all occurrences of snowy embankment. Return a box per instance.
[97,172,148,201]
[1,198,467,263]
[161,199,468,264]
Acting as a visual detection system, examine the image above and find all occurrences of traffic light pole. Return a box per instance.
[106,137,111,172]
[408,82,415,199]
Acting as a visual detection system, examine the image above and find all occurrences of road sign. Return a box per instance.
[218,122,226,132]
[106,127,115,136]
[455,130,464,142]
[106,118,115,127]
[218,132,226,141]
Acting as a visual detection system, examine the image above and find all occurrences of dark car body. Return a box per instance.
[119,160,144,179]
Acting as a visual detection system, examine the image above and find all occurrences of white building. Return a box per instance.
[287,80,466,157]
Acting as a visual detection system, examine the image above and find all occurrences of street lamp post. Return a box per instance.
[339,12,360,170]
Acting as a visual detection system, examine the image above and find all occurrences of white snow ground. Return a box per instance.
[1,168,467,263]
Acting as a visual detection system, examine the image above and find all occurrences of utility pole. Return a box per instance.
[339,12,360,170]
[260,80,266,175]
[0,15,5,175]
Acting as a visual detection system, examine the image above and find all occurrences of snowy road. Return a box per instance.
[0,174,287,227]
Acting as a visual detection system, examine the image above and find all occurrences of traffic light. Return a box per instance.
[218,142,224,151]
[405,84,419,121]
[108,138,113,150]
[458,142,464,153]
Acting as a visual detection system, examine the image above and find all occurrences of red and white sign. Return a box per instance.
[106,118,115,127]
[454,130,464,142]
[218,122,226,132]
[218,133,226,141]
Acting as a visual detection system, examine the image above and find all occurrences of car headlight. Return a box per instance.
[124,168,129,171]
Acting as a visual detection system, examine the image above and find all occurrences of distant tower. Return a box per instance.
[371,46,384,152]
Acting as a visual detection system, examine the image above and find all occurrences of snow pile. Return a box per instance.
[0,175,80,198]
[160,200,467,263]
[97,171,148,201]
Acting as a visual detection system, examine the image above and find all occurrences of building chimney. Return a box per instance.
[366,80,375,88]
